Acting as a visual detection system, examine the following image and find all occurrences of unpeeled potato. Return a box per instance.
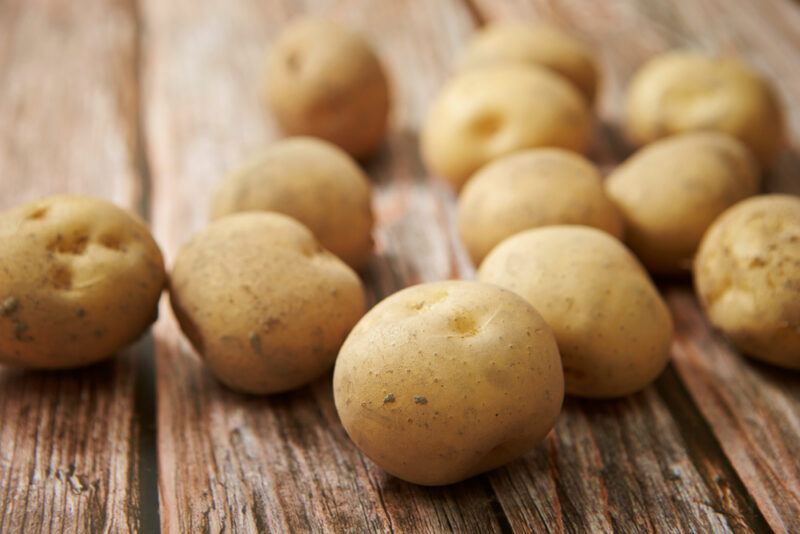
[625,51,784,167]
[264,18,390,158]
[0,195,165,369]
[210,137,374,270]
[460,22,598,103]
[694,194,800,370]
[170,212,365,394]
[459,148,622,264]
[421,65,592,191]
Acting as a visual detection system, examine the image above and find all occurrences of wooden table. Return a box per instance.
[1,0,798,532]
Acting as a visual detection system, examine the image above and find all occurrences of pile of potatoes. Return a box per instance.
[1,17,796,489]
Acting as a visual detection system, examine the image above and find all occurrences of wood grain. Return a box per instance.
[472,1,799,531]
[0,0,149,532]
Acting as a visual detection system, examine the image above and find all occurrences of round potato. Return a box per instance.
[210,137,374,270]
[606,132,760,273]
[421,65,591,191]
[264,18,390,159]
[170,212,365,394]
[479,226,673,398]
[460,23,598,103]
[0,195,165,369]
[624,51,784,167]
[333,280,563,486]
[694,194,800,370]
[458,148,622,264]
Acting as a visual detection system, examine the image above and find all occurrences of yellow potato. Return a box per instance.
[210,137,374,270]
[624,51,784,167]
[0,195,165,369]
[421,65,591,191]
[170,212,365,394]
[694,194,800,370]
[460,23,598,103]
[606,132,760,273]
[264,18,390,159]
[479,226,673,398]
[333,280,563,485]
[459,148,622,264]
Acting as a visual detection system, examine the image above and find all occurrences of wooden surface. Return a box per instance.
[0,0,798,532]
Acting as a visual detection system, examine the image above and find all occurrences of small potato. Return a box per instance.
[459,148,622,264]
[0,195,165,369]
[694,195,800,370]
[606,132,760,273]
[479,226,673,398]
[210,137,374,270]
[333,280,563,486]
[264,18,390,159]
[170,212,365,394]
[460,23,598,103]
[421,65,591,191]
[625,51,784,167]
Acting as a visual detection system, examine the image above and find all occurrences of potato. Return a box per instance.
[606,132,760,273]
[624,51,784,167]
[333,280,563,485]
[170,212,364,394]
[421,65,591,191]
[479,226,673,398]
[460,23,598,103]
[0,195,165,369]
[694,195,800,370]
[459,148,622,264]
[264,18,390,159]
[210,137,374,270]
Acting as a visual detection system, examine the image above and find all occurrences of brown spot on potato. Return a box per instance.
[450,313,477,336]
[48,234,89,255]
[383,393,396,404]
[26,206,48,220]
[470,111,503,137]
[50,264,73,290]
[285,50,303,74]
[414,395,428,405]
[99,234,124,251]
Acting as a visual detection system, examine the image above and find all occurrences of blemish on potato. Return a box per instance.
[50,264,73,290]
[450,313,477,336]
[25,206,49,220]
[414,395,428,405]
[1,296,19,316]
[383,393,395,404]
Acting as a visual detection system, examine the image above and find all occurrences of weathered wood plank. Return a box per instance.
[472,0,799,532]
[143,0,509,532]
[0,0,148,532]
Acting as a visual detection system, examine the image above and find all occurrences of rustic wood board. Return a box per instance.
[0,0,153,532]
[1,0,798,532]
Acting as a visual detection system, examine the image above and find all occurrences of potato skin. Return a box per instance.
[0,195,165,369]
[421,65,591,191]
[210,137,374,270]
[264,18,390,159]
[170,212,365,394]
[333,280,563,486]
[459,148,622,264]
[606,132,760,274]
[460,23,598,103]
[694,195,800,370]
[625,52,784,167]
[479,226,673,398]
